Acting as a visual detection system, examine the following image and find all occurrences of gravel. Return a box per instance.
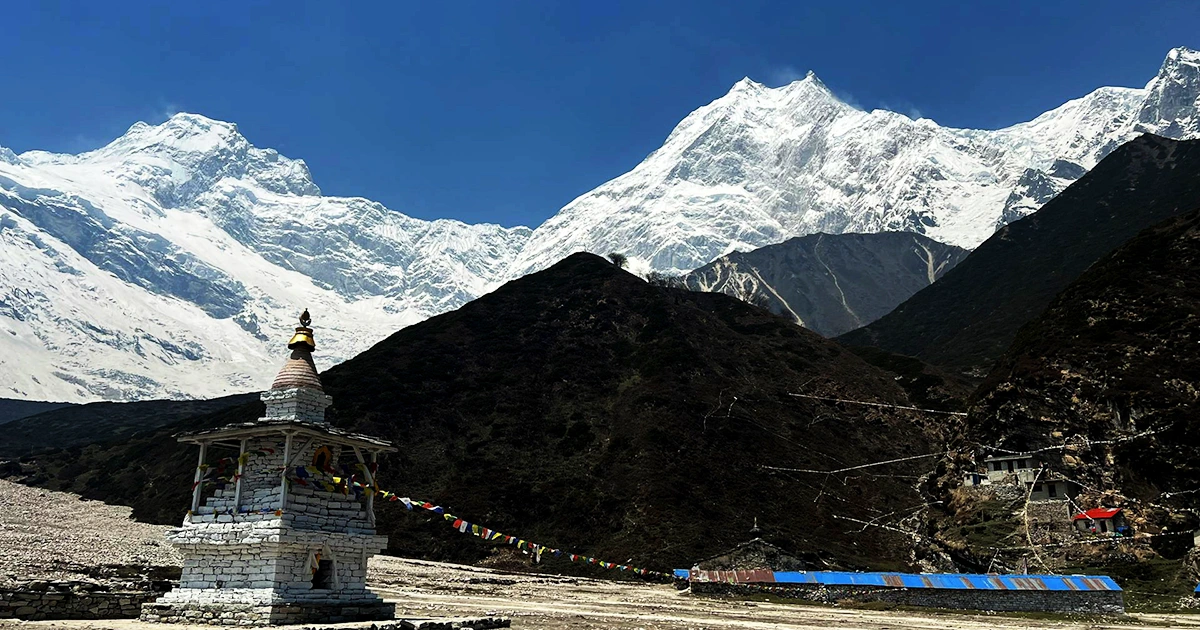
[0,479,181,585]
[4,480,1196,629]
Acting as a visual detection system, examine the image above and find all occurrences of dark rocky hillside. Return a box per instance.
[0,398,72,426]
[839,135,1200,377]
[0,393,256,458]
[682,232,968,338]
[846,346,972,415]
[8,253,962,573]
[970,207,1200,504]
[925,209,1200,607]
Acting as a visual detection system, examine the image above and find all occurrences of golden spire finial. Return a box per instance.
[287,309,316,351]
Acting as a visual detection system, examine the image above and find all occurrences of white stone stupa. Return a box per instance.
[142,311,397,625]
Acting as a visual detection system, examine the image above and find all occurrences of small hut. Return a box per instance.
[984,453,1043,483]
[1073,508,1129,536]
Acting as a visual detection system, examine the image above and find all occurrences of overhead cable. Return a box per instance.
[788,392,968,416]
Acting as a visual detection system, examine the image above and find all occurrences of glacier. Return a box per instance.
[2,47,1198,402]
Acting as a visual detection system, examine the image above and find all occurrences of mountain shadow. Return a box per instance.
[10,253,962,573]
[970,207,1200,504]
[839,135,1200,377]
[683,232,968,337]
[0,398,73,427]
[0,393,256,458]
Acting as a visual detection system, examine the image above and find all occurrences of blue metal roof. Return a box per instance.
[773,571,818,584]
[679,570,1121,591]
[1195,582,1200,593]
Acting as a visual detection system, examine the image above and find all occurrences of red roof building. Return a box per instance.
[1073,508,1122,521]
[1073,508,1128,535]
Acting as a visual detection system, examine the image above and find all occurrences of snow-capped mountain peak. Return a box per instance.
[0,114,525,402]
[21,113,320,208]
[729,71,840,106]
[1136,46,1200,137]
[101,113,245,156]
[0,147,21,166]
[790,70,833,95]
[4,47,1200,403]
[507,47,1200,276]
[728,76,761,92]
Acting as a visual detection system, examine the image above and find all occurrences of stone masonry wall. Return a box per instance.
[260,388,332,425]
[162,520,385,604]
[1026,500,1073,530]
[140,600,395,626]
[1026,499,1078,546]
[1,583,160,620]
[156,431,388,617]
[191,436,372,532]
[691,582,1125,614]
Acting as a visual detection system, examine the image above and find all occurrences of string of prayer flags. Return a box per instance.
[278,467,669,580]
[236,447,276,468]
[290,466,370,497]
[393,495,668,580]
[192,469,236,490]
[192,447,276,490]
[184,448,282,515]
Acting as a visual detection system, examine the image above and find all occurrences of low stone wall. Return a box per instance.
[140,600,396,626]
[991,484,1026,502]
[1026,500,1073,530]
[691,581,1125,614]
[0,581,160,620]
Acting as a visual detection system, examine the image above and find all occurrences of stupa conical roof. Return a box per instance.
[270,310,323,391]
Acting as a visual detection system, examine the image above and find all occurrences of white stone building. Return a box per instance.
[142,312,397,625]
[984,453,1043,483]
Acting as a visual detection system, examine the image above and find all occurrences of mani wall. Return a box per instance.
[0,569,177,622]
[0,583,156,621]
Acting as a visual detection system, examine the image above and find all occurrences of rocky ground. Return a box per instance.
[5,479,1200,629]
[369,557,1200,629]
[0,479,180,586]
[7,555,1200,629]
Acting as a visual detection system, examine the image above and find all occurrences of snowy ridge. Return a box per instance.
[509,47,1200,275]
[2,48,1199,402]
[0,115,528,402]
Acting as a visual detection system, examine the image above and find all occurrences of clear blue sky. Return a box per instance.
[3,1,1198,228]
